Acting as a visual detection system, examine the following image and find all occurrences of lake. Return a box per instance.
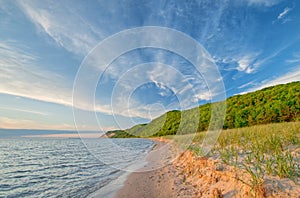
[0,130,154,197]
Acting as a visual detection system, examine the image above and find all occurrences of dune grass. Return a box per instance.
[175,122,300,196]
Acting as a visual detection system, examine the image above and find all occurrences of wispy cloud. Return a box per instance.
[216,52,261,75]
[0,113,117,132]
[236,53,260,74]
[277,7,292,19]
[78,24,224,119]
[238,81,256,89]
[16,1,103,56]
[273,7,294,24]
[258,69,300,89]
[0,117,72,130]
[193,91,212,102]
[108,63,187,118]
[252,41,295,71]
[0,116,110,131]
[232,41,296,77]
[94,59,213,120]
[286,52,300,64]
[0,41,73,108]
[2,0,297,131]
[246,0,283,7]
[0,41,161,121]
[0,107,48,116]
[0,41,203,121]
[240,66,300,94]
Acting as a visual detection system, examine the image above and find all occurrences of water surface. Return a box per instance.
[0,135,154,197]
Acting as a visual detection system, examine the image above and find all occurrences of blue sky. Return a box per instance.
[0,0,300,131]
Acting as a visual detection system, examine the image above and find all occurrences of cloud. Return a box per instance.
[286,52,300,64]
[17,1,103,56]
[217,52,261,75]
[231,41,295,77]
[238,81,256,89]
[273,7,293,24]
[0,116,113,131]
[0,107,48,116]
[236,54,260,74]
[0,42,122,130]
[246,0,283,7]
[0,42,73,108]
[0,41,199,121]
[193,91,212,102]
[277,7,292,19]
[97,60,212,121]
[2,2,227,127]
[109,63,185,118]
[252,41,295,70]
[79,24,224,119]
[0,41,170,121]
[0,117,73,130]
[240,66,300,94]
[258,69,300,89]
[0,42,113,119]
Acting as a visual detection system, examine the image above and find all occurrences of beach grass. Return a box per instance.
[171,122,300,196]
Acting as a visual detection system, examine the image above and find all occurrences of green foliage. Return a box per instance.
[224,81,300,128]
[105,130,138,138]
[152,110,182,136]
[125,110,182,137]
[106,81,300,138]
[273,150,298,179]
[241,162,265,197]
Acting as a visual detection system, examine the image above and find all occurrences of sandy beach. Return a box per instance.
[115,138,300,198]
[115,139,198,198]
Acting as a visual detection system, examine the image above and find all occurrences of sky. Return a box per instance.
[0,0,300,131]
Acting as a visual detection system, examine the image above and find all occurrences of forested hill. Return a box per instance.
[105,81,300,138]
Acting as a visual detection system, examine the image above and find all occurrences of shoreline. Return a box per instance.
[88,138,162,198]
[114,136,300,198]
[114,138,176,198]
[114,138,199,198]
[91,133,300,198]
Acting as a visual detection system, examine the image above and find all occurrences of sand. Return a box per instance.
[115,139,300,198]
[115,163,178,198]
[115,139,198,198]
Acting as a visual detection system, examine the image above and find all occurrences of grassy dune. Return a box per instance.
[186,122,300,196]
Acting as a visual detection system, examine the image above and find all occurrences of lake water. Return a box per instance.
[0,131,154,197]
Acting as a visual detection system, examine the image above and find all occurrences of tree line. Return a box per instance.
[106,81,300,138]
